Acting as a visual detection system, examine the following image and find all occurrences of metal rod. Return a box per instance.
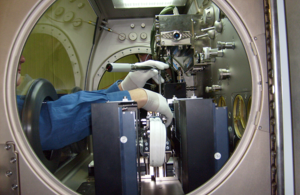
[158,70,161,94]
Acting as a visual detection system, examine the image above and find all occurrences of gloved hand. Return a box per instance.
[142,89,173,127]
[121,60,169,91]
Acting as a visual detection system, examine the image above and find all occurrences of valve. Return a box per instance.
[219,69,231,80]
[217,41,235,50]
[206,85,222,93]
[195,30,215,40]
[203,47,223,60]
[201,20,223,33]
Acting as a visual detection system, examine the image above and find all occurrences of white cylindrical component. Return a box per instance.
[149,117,166,167]
[203,47,210,59]
[206,86,212,93]
[106,63,133,72]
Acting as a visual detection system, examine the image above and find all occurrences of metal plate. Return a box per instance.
[0,143,19,195]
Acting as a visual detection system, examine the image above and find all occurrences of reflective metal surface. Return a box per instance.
[1,0,297,194]
[0,143,19,195]
[284,0,300,194]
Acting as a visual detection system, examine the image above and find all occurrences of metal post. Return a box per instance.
[269,0,294,194]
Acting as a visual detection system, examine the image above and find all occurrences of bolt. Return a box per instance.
[259,126,262,130]
[271,135,276,141]
[10,158,17,164]
[11,184,18,190]
[6,171,13,177]
[5,145,11,150]
[214,152,221,160]
[271,118,276,125]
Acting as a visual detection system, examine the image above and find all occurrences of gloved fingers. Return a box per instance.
[144,69,165,84]
[164,108,173,127]
[142,89,173,126]
[121,72,140,91]
[142,89,160,111]
[152,73,165,84]
[156,94,173,127]
[136,60,169,70]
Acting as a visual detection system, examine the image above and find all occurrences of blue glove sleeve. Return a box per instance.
[39,85,130,150]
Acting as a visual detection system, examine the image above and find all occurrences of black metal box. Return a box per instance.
[162,83,186,99]
[174,98,216,194]
[91,102,139,195]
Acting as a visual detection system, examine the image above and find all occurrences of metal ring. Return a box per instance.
[21,78,60,173]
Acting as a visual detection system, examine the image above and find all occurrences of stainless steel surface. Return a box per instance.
[0,143,19,195]
[264,0,278,194]
[269,1,284,192]
[1,0,79,194]
[269,0,294,194]
[190,0,270,194]
[89,18,154,90]
[218,69,231,80]
[141,177,184,195]
[111,0,187,9]
[285,0,300,194]
[226,0,265,38]
[0,0,284,194]
[93,0,186,19]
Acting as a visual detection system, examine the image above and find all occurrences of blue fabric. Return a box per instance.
[18,80,131,151]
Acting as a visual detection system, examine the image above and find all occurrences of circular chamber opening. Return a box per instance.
[7,0,265,194]
[21,33,75,93]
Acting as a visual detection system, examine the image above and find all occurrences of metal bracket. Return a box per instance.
[0,142,19,194]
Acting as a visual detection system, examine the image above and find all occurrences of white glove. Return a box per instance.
[142,89,173,127]
[121,60,169,91]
